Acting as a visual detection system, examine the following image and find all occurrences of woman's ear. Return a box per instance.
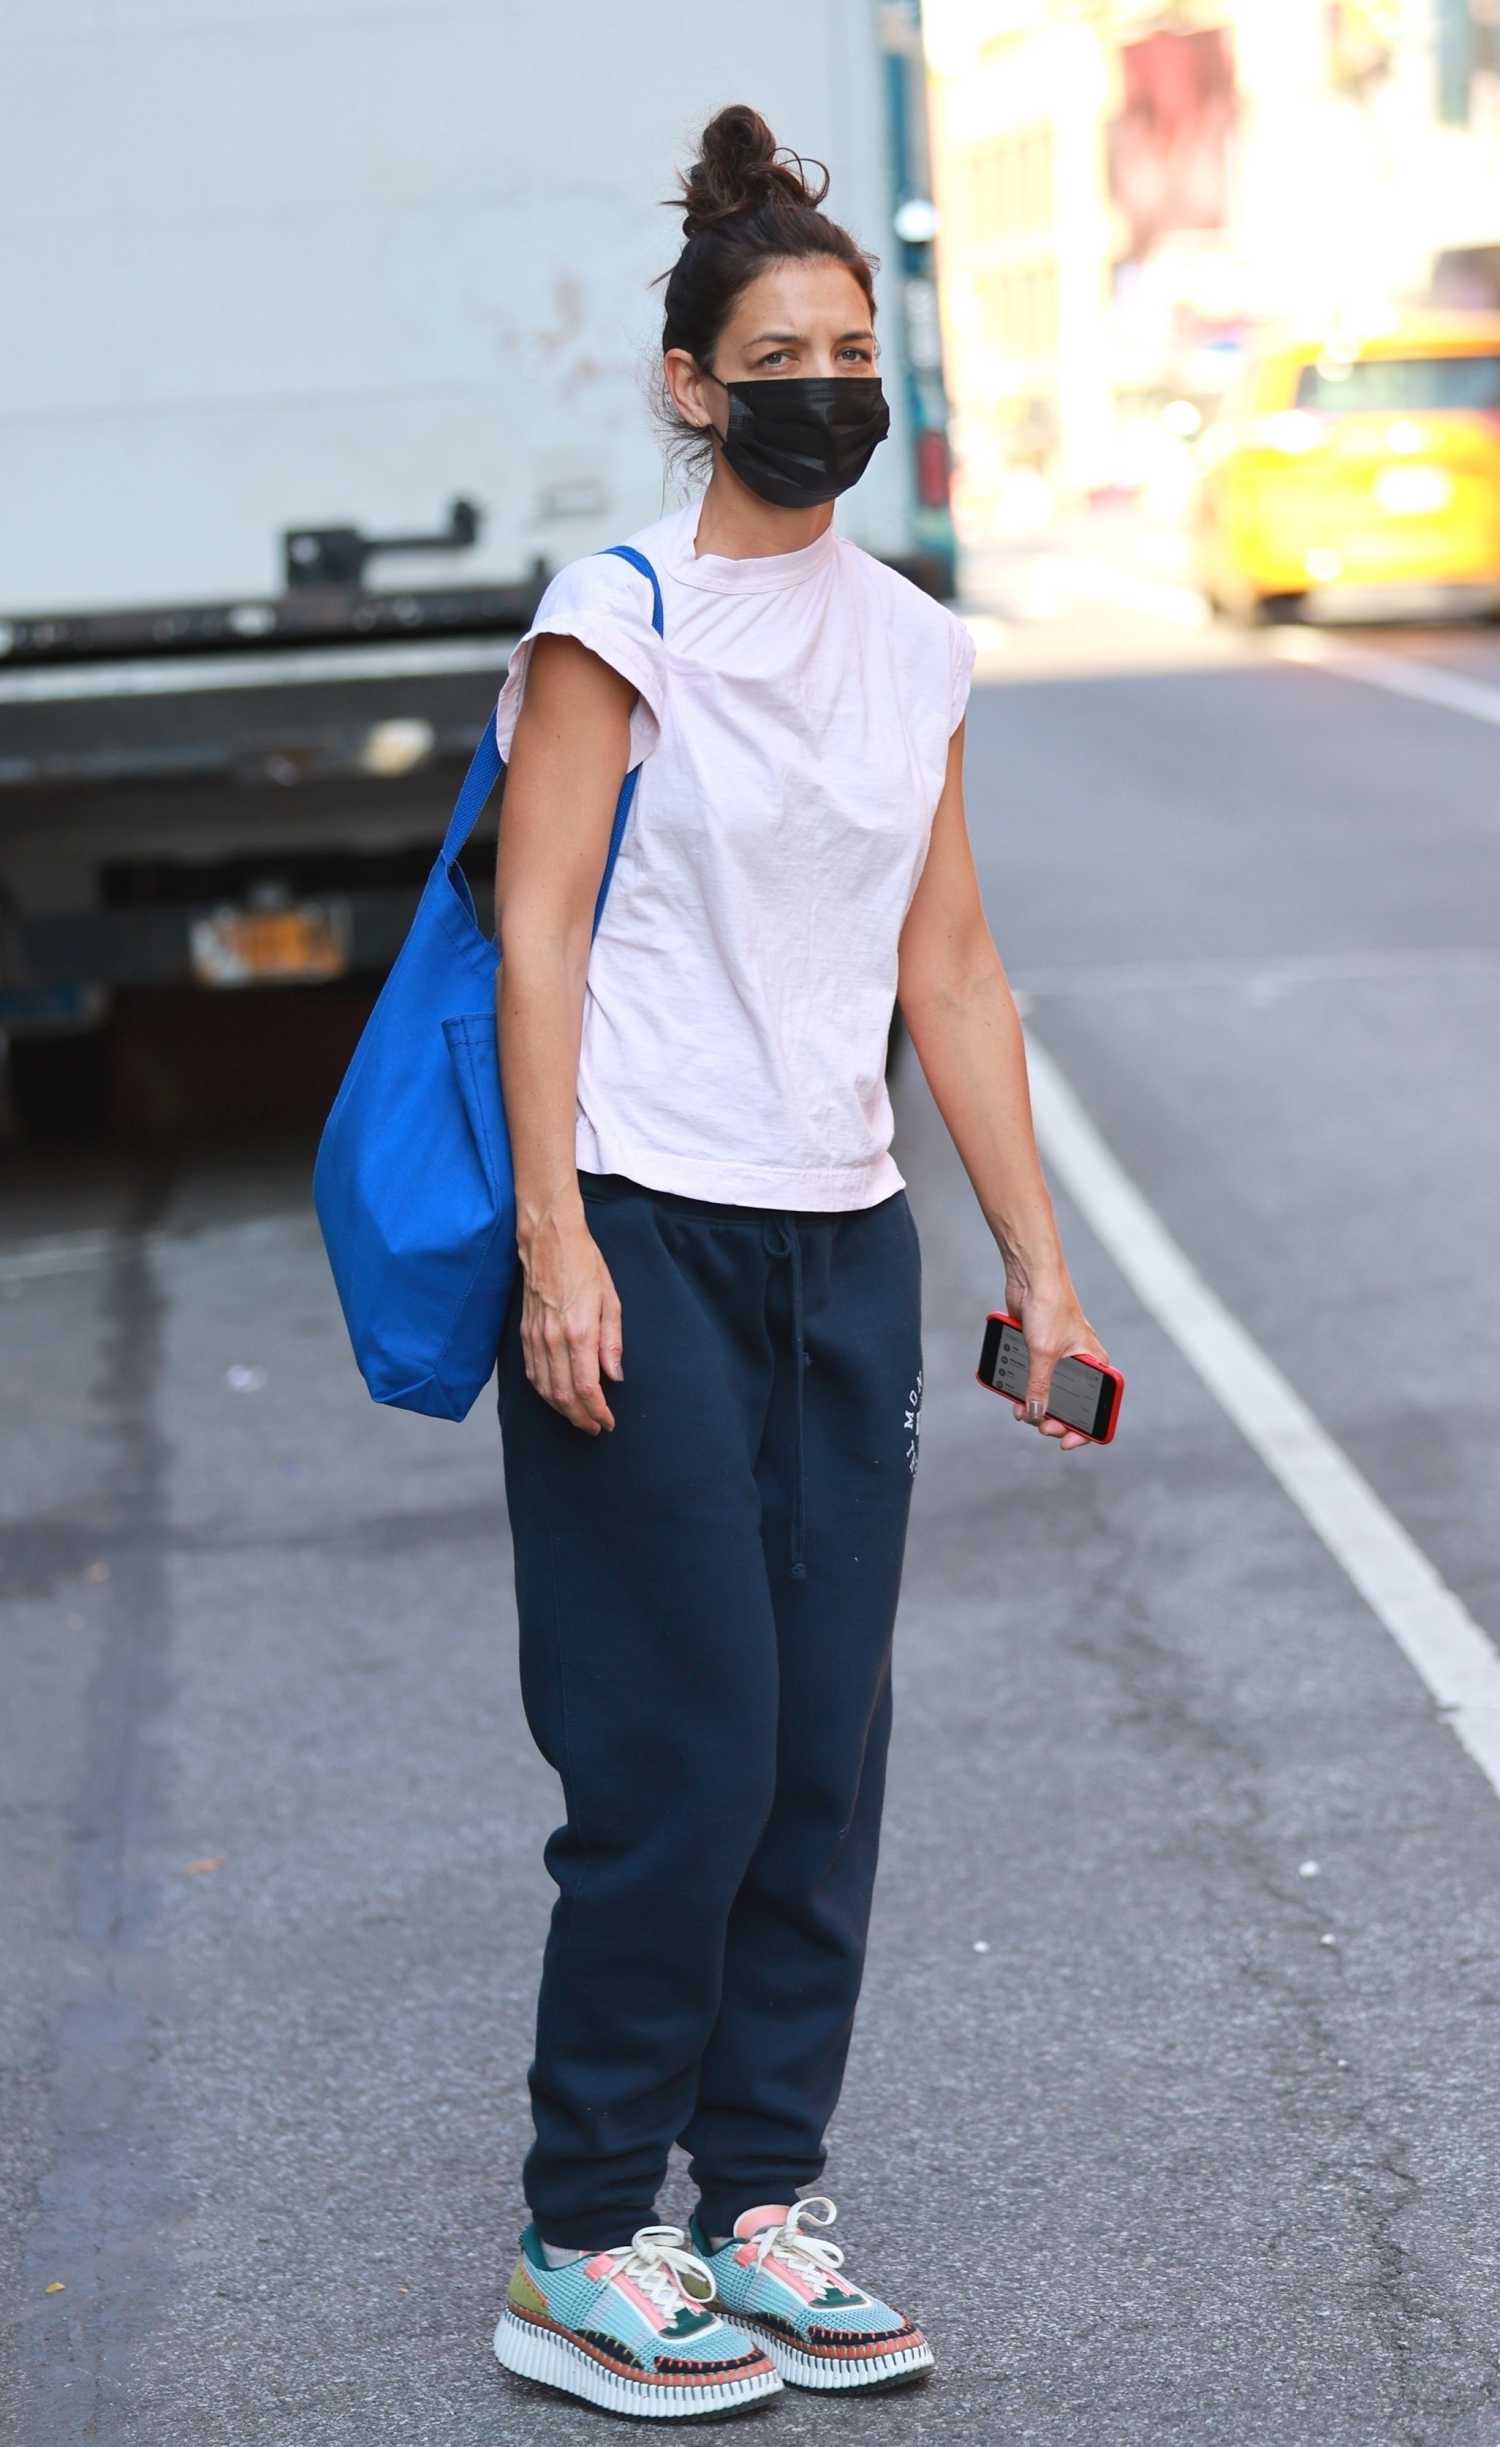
[664,348,722,437]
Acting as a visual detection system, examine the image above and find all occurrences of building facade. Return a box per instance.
[926,0,1500,522]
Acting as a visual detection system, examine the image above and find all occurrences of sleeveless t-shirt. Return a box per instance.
[494,492,976,1212]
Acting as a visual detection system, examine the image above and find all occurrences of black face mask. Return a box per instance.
[703,374,891,509]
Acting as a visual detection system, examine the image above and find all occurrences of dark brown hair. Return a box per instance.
[653,105,879,479]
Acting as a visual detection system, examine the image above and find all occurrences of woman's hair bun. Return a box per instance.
[673,103,830,237]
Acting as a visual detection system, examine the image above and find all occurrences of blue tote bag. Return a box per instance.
[313,544,664,1421]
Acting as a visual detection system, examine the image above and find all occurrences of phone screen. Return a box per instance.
[982,1319,1113,1440]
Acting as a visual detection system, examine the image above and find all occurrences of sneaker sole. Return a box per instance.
[493,2309,783,2421]
[745,2326,936,2394]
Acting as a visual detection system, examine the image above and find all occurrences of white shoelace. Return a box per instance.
[612,2224,716,2316]
[749,2195,848,2285]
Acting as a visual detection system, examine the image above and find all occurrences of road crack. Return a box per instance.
[19,1169,184,2436]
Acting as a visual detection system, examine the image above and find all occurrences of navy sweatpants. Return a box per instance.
[496,1169,923,2247]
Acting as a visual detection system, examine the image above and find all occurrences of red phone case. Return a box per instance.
[977,1311,1125,1445]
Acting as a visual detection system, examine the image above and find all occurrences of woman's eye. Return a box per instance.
[752,346,874,370]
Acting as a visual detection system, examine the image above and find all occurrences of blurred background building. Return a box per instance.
[926,0,1500,531]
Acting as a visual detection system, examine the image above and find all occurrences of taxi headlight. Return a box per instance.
[1373,465,1454,514]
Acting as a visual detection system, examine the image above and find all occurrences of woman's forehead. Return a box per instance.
[724,259,874,337]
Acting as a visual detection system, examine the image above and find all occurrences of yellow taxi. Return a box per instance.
[1193,312,1500,621]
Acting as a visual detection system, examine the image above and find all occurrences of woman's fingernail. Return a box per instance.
[1026,1398,1045,1424]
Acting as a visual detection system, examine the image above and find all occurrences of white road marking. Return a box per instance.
[1268,625,1500,729]
[1036,543,1500,728]
[1012,945,1500,1002]
[1025,1032,1500,1798]
[0,1211,310,1285]
[0,637,512,705]
[0,1231,125,1282]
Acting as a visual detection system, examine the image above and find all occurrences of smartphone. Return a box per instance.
[977,1312,1124,1445]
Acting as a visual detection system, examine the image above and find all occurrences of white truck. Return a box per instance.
[0,0,957,1132]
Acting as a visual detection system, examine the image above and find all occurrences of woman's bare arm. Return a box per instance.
[897,722,1107,1448]
[494,634,636,1432]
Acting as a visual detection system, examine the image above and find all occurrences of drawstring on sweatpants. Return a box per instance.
[762,1219,808,1581]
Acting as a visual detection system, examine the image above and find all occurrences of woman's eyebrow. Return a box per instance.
[745,328,876,345]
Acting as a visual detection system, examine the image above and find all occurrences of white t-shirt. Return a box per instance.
[494,493,976,1212]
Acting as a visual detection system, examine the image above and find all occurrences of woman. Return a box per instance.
[490,104,1108,2421]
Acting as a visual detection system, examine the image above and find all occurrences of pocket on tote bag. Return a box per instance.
[442,1014,506,1205]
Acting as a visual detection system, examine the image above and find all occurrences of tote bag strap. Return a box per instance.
[439,545,665,891]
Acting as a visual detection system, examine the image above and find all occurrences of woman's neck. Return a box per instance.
[690,468,833,562]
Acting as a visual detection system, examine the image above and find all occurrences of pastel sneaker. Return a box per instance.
[494,2221,782,2420]
[691,2197,934,2392]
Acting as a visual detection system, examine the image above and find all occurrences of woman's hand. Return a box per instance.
[518,1205,624,1434]
[1005,1271,1109,1453]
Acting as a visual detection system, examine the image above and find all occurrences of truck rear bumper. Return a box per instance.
[2,887,421,996]
[0,644,506,1002]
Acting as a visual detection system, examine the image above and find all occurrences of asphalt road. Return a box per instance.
[6,539,1500,2446]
